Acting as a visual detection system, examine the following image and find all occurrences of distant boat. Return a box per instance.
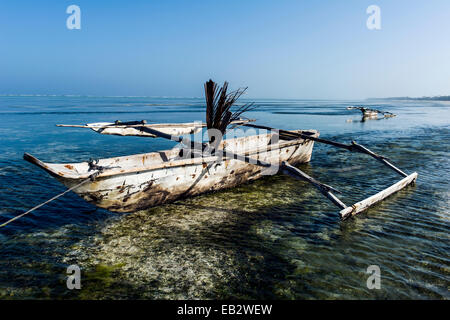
[346,106,396,119]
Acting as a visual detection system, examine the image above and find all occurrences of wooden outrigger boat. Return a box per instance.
[0,80,417,228]
[22,119,417,220]
[23,128,318,213]
[347,106,396,119]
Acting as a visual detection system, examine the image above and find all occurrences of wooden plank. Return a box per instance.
[339,172,418,220]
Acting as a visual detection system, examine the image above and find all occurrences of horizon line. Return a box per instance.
[0,93,448,101]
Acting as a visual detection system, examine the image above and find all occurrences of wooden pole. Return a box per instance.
[340,172,418,220]
[349,141,408,177]
[243,123,352,150]
[243,123,410,178]
[243,122,419,219]
[281,162,347,209]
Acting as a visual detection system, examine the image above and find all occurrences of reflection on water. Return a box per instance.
[0,97,448,299]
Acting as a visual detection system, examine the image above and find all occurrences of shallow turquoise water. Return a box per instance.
[0,96,448,299]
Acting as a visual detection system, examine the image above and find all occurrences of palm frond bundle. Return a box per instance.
[204,79,255,145]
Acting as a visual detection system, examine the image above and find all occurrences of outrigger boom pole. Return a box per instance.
[242,123,418,219]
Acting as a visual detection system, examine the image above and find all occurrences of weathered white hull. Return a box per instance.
[26,130,318,212]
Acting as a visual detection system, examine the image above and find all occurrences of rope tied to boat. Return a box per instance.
[0,169,102,228]
[88,159,119,178]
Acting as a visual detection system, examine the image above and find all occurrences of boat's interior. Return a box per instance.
[24,129,317,179]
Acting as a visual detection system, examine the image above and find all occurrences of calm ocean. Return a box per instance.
[0,96,448,299]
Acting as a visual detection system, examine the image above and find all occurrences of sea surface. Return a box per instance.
[0,96,448,299]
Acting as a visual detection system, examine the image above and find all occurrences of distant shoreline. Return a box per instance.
[1,94,449,102]
[368,96,450,101]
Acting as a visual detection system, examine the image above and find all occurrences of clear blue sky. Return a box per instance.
[0,0,449,99]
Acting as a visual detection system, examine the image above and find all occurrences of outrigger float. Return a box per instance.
[1,80,417,228]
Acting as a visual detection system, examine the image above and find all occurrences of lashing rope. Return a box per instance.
[0,170,101,228]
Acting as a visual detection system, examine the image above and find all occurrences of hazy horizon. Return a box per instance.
[1,0,449,99]
[0,93,449,101]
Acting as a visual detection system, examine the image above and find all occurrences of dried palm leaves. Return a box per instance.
[204,79,255,145]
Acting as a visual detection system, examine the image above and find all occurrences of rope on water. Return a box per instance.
[0,171,99,228]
